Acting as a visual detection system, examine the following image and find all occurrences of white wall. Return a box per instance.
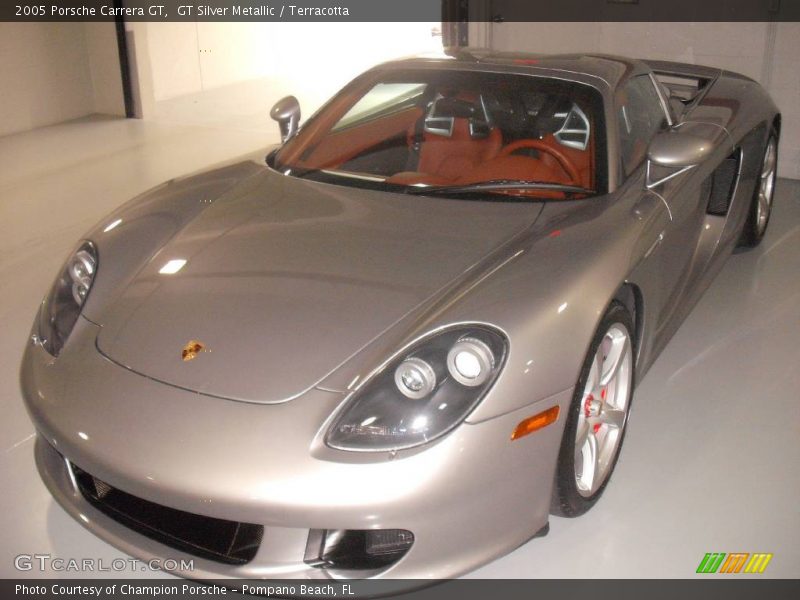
[84,23,126,117]
[489,22,800,179]
[126,22,442,137]
[0,23,93,137]
[0,23,125,138]
[768,24,800,180]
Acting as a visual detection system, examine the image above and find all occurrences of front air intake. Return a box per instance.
[71,464,263,565]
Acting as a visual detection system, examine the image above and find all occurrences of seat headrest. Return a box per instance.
[423,95,492,139]
[431,97,478,119]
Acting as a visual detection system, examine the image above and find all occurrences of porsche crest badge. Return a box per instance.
[181,340,206,361]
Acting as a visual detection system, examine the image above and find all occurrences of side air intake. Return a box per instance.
[705,149,741,216]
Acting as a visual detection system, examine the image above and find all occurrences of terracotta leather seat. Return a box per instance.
[416,118,503,181]
[406,94,502,181]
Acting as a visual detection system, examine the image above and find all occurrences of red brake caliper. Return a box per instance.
[583,394,594,418]
[585,388,608,432]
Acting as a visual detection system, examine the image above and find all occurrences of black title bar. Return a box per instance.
[4,579,800,600]
[2,0,800,22]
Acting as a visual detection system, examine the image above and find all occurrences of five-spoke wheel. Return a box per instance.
[553,301,635,516]
[755,136,777,237]
[574,323,632,497]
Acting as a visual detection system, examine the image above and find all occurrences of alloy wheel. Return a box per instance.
[756,137,777,236]
[574,323,633,497]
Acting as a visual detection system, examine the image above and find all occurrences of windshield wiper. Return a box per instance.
[404,179,596,198]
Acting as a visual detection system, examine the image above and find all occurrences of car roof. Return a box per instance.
[380,48,650,91]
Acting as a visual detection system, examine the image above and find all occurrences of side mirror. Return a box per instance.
[647,129,714,168]
[270,96,301,143]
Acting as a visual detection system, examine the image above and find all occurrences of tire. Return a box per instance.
[552,301,635,517]
[738,131,778,248]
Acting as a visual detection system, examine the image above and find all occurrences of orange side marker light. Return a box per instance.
[511,406,560,441]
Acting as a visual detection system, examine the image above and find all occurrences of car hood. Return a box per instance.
[96,169,541,403]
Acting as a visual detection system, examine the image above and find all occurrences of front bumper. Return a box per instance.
[21,317,571,580]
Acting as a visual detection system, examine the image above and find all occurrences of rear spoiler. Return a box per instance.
[642,59,721,107]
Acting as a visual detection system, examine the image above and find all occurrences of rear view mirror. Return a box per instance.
[270,96,301,143]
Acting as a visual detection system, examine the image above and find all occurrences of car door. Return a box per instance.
[617,74,708,337]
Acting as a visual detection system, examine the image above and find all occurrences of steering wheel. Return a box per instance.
[499,139,581,185]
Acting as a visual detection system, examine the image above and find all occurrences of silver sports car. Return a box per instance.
[21,50,780,580]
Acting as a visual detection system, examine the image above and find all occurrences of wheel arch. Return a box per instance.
[611,282,644,368]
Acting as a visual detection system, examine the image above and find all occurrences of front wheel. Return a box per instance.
[552,301,635,517]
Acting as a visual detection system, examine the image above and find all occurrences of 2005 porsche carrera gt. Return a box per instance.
[22,50,780,580]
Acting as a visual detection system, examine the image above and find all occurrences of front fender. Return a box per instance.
[318,185,664,424]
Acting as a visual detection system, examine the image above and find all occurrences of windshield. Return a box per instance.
[272,69,607,199]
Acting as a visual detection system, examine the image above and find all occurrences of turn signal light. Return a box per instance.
[511,406,560,440]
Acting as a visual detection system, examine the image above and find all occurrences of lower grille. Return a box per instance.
[71,464,263,565]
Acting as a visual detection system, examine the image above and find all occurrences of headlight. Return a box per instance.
[37,241,97,356]
[447,337,495,387]
[326,326,507,452]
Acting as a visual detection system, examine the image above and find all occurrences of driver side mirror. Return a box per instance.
[647,129,714,168]
[270,96,301,143]
[646,129,716,188]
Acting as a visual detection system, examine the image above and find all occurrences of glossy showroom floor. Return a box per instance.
[1,117,798,578]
